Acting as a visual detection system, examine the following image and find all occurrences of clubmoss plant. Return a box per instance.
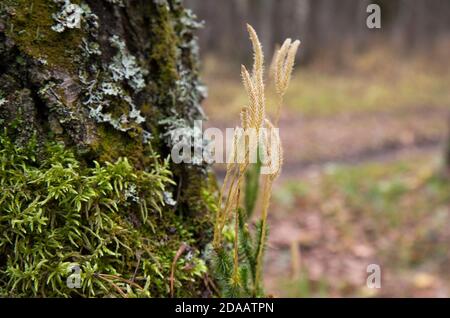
[211,24,300,297]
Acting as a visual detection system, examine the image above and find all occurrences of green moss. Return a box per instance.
[93,124,147,168]
[0,1,217,297]
[139,103,154,118]
[3,0,83,73]
[148,2,179,94]
[0,129,209,297]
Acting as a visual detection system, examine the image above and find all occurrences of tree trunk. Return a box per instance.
[0,0,214,297]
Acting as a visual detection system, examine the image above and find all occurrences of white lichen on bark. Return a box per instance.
[51,0,84,33]
[109,35,146,92]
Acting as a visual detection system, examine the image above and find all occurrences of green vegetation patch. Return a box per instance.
[0,130,208,297]
[3,0,84,72]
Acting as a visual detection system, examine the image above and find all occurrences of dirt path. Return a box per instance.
[210,106,449,179]
[281,139,444,179]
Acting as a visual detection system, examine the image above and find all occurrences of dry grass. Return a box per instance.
[212,24,299,294]
[202,48,450,122]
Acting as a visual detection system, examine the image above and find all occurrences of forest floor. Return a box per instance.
[202,53,450,297]
[265,148,450,297]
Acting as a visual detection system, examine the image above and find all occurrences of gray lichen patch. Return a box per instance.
[51,0,83,33]
[159,117,206,166]
[80,51,148,135]
[71,10,149,142]
[109,35,146,92]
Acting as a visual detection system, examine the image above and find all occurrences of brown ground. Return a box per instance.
[209,105,449,177]
[207,105,450,297]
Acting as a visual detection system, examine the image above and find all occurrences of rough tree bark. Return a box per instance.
[0,0,214,297]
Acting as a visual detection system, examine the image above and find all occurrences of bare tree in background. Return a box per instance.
[185,0,450,64]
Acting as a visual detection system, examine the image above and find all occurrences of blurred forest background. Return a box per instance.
[187,0,450,63]
[185,0,450,297]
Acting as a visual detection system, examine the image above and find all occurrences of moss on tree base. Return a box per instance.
[0,130,212,297]
[0,0,215,297]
